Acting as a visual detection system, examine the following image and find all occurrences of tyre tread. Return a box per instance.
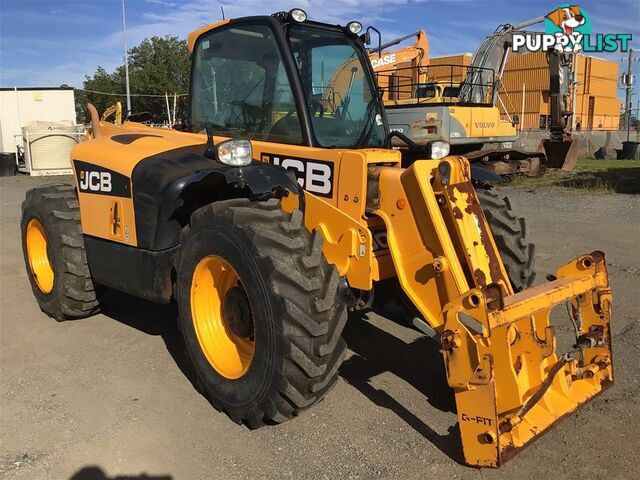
[182,199,347,428]
[477,189,536,291]
[21,183,102,320]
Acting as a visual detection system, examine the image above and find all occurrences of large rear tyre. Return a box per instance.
[21,184,103,320]
[476,189,536,291]
[176,198,347,428]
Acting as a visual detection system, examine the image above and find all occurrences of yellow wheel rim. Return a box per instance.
[191,255,255,379]
[26,218,54,294]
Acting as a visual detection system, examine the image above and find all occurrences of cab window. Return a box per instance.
[288,25,385,148]
[190,24,302,144]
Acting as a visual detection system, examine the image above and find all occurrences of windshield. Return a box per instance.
[288,24,385,148]
[190,24,303,144]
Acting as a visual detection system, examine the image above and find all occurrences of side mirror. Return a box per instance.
[360,31,371,45]
[366,26,382,56]
[512,114,520,126]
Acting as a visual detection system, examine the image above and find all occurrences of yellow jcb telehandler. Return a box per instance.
[21,9,613,468]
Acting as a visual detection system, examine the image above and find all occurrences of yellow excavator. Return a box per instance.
[100,101,122,125]
[21,9,611,468]
[369,17,578,174]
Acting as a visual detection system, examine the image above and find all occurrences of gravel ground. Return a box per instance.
[1,175,639,480]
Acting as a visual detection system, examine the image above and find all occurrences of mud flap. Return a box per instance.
[441,252,612,467]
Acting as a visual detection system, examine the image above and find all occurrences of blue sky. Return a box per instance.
[1,0,639,101]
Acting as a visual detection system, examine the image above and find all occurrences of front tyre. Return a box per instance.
[176,198,347,428]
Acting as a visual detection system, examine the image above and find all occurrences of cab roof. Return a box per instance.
[187,19,230,53]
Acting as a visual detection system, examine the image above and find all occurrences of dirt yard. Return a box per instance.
[1,175,639,479]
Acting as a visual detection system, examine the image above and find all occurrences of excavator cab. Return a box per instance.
[369,20,580,174]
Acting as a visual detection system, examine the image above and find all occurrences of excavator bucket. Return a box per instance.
[541,138,579,171]
[374,157,613,467]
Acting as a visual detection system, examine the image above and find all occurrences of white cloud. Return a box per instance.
[105,0,414,49]
[1,57,118,88]
[145,0,177,6]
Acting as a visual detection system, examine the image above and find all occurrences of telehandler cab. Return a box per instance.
[21,9,613,468]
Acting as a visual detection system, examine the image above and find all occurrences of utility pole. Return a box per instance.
[622,48,635,142]
[570,54,578,130]
[122,0,132,116]
[521,83,525,132]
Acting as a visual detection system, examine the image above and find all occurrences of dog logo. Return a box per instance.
[546,5,586,36]
[544,4,590,52]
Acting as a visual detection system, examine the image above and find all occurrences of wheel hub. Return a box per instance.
[224,286,254,338]
[190,255,255,379]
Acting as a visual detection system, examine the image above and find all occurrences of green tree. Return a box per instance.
[76,36,190,124]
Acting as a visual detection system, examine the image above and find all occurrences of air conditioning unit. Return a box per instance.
[20,121,83,176]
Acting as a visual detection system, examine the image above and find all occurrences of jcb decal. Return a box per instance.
[263,154,333,198]
[81,171,111,192]
[74,160,131,198]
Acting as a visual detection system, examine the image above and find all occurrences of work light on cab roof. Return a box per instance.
[289,8,307,22]
[347,21,363,34]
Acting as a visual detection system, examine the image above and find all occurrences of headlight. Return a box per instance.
[347,21,363,34]
[429,141,450,160]
[216,139,252,166]
[289,8,307,22]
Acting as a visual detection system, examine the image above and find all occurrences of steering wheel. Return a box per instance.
[309,100,325,118]
[230,101,267,132]
[283,100,326,120]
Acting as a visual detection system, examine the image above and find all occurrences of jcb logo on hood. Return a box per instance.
[80,171,112,192]
[263,154,334,198]
[73,160,131,198]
